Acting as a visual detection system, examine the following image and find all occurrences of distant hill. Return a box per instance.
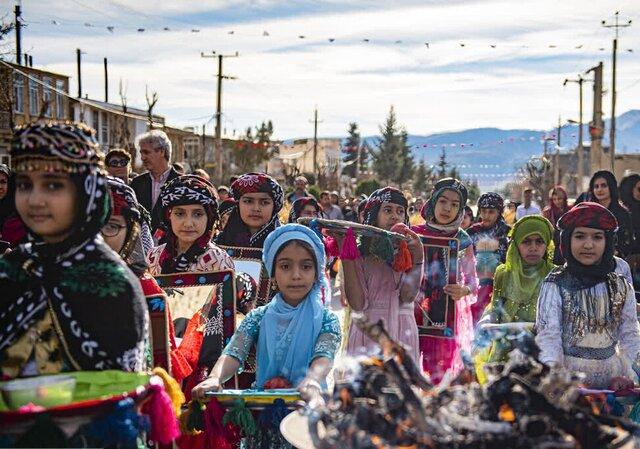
[284,109,640,189]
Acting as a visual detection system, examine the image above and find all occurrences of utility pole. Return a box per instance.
[14,4,22,65]
[586,62,604,177]
[602,11,632,173]
[309,107,323,181]
[103,58,108,103]
[564,75,586,192]
[76,48,82,98]
[201,51,238,183]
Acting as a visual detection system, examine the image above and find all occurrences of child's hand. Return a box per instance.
[191,376,222,400]
[443,284,471,301]
[390,224,424,264]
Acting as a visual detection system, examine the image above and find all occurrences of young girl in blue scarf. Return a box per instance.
[192,224,341,397]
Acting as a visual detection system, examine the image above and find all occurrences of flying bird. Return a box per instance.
[424,42,429,48]
[137,28,145,32]
[107,26,114,33]
[263,31,269,36]
[490,44,496,48]
[328,38,335,42]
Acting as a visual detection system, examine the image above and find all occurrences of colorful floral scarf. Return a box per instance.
[216,172,283,248]
[157,174,219,273]
[0,123,148,373]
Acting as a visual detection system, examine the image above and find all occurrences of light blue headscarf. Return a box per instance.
[257,224,328,388]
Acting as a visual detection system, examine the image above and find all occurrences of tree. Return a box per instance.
[356,179,381,197]
[233,121,274,174]
[342,122,367,179]
[437,148,448,178]
[414,161,432,195]
[465,178,481,205]
[371,106,414,187]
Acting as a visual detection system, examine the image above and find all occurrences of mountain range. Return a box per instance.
[354,109,640,189]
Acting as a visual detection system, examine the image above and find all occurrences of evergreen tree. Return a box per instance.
[393,129,415,188]
[372,106,413,186]
[447,165,460,180]
[437,147,448,178]
[414,161,430,195]
[342,122,360,178]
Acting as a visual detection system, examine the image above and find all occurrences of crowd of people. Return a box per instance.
[1,121,640,445]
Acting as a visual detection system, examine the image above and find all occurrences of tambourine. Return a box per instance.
[296,217,410,242]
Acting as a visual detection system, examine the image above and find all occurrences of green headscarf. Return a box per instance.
[493,215,555,322]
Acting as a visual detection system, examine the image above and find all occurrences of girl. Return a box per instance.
[192,224,341,395]
[476,215,555,364]
[503,201,517,226]
[412,178,478,383]
[217,198,237,233]
[467,192,510,324]
[341,187,424,364]
[588,170,634,258]
[147,174,234,275]
[0,122,148,377]
[461,205,475,230]
[216,172,284,248]
[536,202,640,389]
[288,196,322,223]
[543,185,570,265]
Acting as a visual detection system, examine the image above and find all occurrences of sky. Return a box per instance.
[2,0,640,140]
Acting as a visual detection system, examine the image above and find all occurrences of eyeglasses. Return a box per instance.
[101,222,127,237]
[107,158,129,168]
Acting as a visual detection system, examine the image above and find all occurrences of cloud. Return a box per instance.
[13,0,640,138]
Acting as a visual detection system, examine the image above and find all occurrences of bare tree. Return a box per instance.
[145,85,158,130]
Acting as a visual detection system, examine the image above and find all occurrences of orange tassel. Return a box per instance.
[392,240,413,272]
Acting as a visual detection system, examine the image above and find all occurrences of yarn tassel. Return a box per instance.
[142,382,181,444]
[324,236,340,258]
[309,219,323,239]
[179,400,206,434]
[257,398,290,430]
[223,398,257,437]
[87,397,149,446]
[392,239,413,272]
[371,234,394,264]
[202,397,234,449]
[340,228,361,260]
[152,367,186,416]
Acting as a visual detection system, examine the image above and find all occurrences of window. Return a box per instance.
[28,78,39,116]
[92,110,99,134]
[101,112,108,144]
[55,80,65,118]
[42,77,52,117]
[13,74,23,113]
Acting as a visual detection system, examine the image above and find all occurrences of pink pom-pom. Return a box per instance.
[142,382,180,444]
[340,228,361,260]
[324,236,340,257]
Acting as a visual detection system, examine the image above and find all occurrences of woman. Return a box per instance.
[216,172,283,248]
[467,192,510,324]
[619,173,640,297]
[147,174,234,275]
[217,198,237,233]
[0,165,27,247]
[0,122,148,377]
[588,170,634,258]
[536,202,640,389]
[288,196,322,223]
[461,205,475,230]
[341,187,424,364]
[412,178,478,383]
[475,216,555,369]
[543,185,570,265]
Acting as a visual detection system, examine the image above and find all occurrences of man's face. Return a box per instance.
[523,191,532,205]
[295,180,307,191]
[139,141,167,174]
[320,194,331,208]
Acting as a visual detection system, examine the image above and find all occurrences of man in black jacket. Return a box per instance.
[130,130,179,233]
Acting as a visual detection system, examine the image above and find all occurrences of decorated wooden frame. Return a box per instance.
[154,270,236,368]
[219,245,273,306]
[415,236,459,339]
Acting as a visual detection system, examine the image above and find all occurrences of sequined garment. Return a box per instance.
[536,269,640,389]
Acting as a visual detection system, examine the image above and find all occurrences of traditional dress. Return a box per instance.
[467,192,510,324]
[476,215,555,365]
[222,224,341,388]
[619,173,640,299]
[147,174,234,275]
[0,123,148,378]
[215,172,284,248]
[543,185,571,265]
[412,179,478,383]
[536,202,640,389]
[344,187,421,364]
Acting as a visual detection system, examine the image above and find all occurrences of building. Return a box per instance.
[0,61,72,163]
[72,98,165,166]
[267,138,342,185]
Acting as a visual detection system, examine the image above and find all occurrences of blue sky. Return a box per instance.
[3,0,640,139]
